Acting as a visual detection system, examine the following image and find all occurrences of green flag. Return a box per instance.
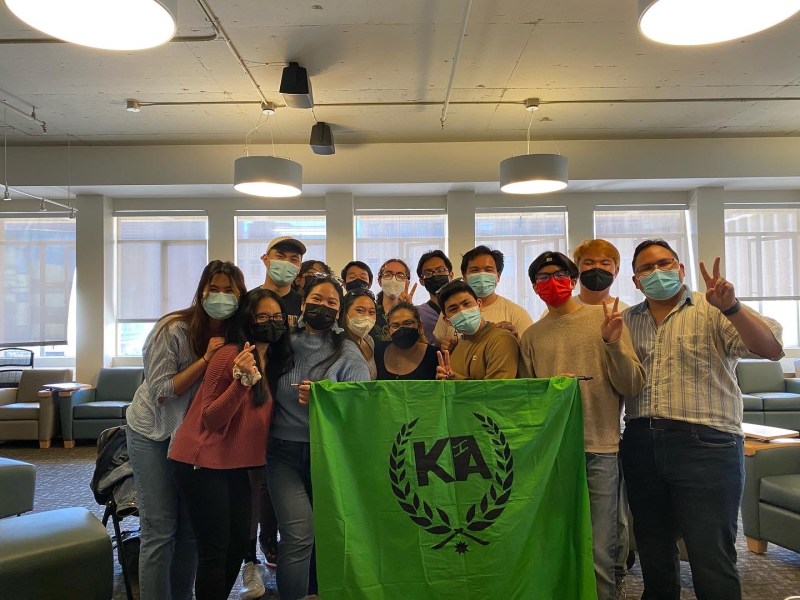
[310,377,596,600]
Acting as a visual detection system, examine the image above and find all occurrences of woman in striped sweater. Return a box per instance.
[169,288,293,600]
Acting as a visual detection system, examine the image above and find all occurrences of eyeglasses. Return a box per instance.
[387,320,418,332]
[421,267,450,278]
[634,258,679,277]
[345,288,376,300]
[381,273,407,282]
[255,313,287,324]
[534,270,571,283]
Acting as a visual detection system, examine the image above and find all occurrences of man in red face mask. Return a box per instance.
[519,251,645,600]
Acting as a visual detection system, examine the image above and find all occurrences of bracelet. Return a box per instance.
[721,299,742,317]
[201,355,208,364]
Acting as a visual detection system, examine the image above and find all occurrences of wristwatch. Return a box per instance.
[721,299,742,317]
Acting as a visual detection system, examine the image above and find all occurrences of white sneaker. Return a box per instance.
[239,561,266,600]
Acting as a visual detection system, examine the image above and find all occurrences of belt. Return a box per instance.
[632,417,693,431]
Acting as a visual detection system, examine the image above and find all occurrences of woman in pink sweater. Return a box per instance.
[169,288,293,600]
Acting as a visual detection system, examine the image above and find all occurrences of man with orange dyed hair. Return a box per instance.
[572,239,626,310]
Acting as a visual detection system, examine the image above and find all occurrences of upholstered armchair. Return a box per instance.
[736,359,800,429]
[0,369,72,448]
[60,367,143,448]
[742,445,800,554]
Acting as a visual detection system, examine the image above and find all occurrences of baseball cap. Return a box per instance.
[266,236,306,255]
[527,251,579,282]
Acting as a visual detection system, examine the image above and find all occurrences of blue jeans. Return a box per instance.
[266,438,314,600]
[586,452,619,600]
[621,419,744,600]
[127,427,197,600]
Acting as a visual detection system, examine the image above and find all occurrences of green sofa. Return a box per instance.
[736,359,800,429]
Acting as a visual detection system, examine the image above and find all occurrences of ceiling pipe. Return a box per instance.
[1,99,46,133]
[439,0,473,130]
[0,32,218,45]
[5,186,77,214]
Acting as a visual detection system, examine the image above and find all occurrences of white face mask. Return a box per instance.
[381,278,405,299]
[347,315,376,339]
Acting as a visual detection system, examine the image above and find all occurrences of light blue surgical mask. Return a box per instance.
[268,259,300,286]
[449,306,482,335]
[639,269,682,301]
[467,273,497,298]
[202,292,238,320]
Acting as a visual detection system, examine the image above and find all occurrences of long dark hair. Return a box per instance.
[226,288,293,406]
[156,260,246,359]
[297,275,347,378]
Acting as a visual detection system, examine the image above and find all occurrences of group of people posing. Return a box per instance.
[125,233,784,600]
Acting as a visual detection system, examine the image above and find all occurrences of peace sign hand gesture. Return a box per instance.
[699,257,737,312]
[399,280,417,304]
[436,350,453,380]
[600,297,623,343]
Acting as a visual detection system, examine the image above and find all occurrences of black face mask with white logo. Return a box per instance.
[579,268,614,292]
[422,275,450,295]
[345,279,369,292]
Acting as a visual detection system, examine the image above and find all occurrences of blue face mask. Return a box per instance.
[467,273,497,298]
[639,269,682,301]
[449,306,482,335]
[202,292,238,320]
[268,259,300,286]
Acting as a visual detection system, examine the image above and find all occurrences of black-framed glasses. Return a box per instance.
[345,288,376,300]
[534,270,571,283]
[387,320,418,332]
[634,258,678,277]
[421,267,450,278]
[254,313,287,324]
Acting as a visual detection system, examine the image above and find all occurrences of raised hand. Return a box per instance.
[436,349,453,380]
[298,380,311,405]
[399,280,418,304]
[203,336,225,362]
[699,257,737,312]
[234,342,257,374]
[601,297,623,343]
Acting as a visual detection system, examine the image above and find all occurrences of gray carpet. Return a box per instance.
[3,441,800,599]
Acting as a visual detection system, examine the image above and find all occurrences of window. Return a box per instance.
[236,214,326,290]
[116,215,208,356]
[355,212,446,292]
[475,210,568,318]
[0,218,76,352]
[594,208,694,308]
[725,206,800,348]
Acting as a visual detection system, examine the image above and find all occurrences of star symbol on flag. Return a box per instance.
[455,541,469,554]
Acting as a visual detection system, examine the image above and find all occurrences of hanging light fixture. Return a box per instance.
[4,0,177,51]
[499,99,568,195]
[233,110,302,198]
[638,0,800,45]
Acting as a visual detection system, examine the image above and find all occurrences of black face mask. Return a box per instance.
[579,268,615,292]
[249,321,286,344]
[422,275,450,295]
[303,304,338,331]
[391,327,420,349]
[345,279,369,292]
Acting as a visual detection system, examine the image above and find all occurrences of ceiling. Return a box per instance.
[2,0,800,150]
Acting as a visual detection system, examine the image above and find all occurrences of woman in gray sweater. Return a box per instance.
[267,274,371,600]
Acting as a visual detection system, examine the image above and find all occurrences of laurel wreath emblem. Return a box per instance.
[388,413,514,553]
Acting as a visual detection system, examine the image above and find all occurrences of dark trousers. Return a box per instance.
[248,466,279,553]
[172,461,252,600]
[620,419,744,600]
